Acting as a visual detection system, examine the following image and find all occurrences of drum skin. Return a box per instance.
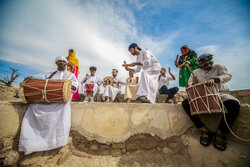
[186,83,223,115]
[22,77,72,103]
[103,77,114,87]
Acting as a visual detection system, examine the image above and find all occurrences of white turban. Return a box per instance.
[55,56,68,64]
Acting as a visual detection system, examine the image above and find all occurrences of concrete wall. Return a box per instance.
[1,101,249,144]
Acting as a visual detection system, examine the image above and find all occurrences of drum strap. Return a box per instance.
[47,71,57,79]
[42,79,50,103]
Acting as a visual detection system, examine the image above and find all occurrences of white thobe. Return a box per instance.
[102,76,125,102]
[19,70,79,152]
[188,64,239,103]
[158,75,173,89]
[134,50,161,103]
[81,75,102,97]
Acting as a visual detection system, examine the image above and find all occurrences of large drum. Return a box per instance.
[21,77,72,103]
[186,83,224,115]
[103,77,114,87]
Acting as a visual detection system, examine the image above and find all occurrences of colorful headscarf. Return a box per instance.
[66,50,79,72]
[180,45,190,55]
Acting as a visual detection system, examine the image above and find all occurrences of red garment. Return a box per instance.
[181,48,190,55]
[72,66,79,100]
[86,84,94,95]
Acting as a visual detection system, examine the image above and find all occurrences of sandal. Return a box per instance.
[213,132,227,151]
[200,128,211,146]
[136,96,151,103]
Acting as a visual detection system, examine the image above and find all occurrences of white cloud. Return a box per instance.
[196,45,220,55]
[0,0,170,92]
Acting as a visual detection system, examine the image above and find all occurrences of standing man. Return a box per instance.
[124,70,139,103]
[81,66,102,102]
[102,69,125,102]
[158,67,179,104]
[175,45,199,88]
[19,56,79,155]
[182,54,240,151]
[123,43,161,103]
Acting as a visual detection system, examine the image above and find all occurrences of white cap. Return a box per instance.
[55,56,68,64]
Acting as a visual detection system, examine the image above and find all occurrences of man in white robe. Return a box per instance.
[124,70,139,102]
[102,69,125,102]
[81,66,102,102]
[19,56,79,155]
[182,53,240,151]
[123,43,161,103]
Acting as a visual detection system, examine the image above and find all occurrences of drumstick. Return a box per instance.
[175,54,179,64]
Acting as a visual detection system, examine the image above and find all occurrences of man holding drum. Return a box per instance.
[19,56,79,156]
[81,66,102,102]
[182,54,240,151]
[102,69,125,102]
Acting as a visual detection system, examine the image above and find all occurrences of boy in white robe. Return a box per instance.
[102,69,125,102]
[81,66,102,102]
[123,43,161,103]
[124,70,139,103]
[19,56,79,155]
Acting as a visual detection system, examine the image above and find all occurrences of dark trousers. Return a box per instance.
[159,85,179,99]
[182,99,240,133]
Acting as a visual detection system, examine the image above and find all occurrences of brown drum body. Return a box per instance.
[22,77,72,103]
[103,77,114,87]
[186,83,223,115]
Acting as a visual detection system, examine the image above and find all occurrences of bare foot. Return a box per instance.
[172,97,178,104]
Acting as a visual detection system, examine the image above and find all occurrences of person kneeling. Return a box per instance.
[182,53,240,151]
[158,67,179,104]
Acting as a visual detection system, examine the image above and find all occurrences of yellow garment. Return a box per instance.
[124,76,139,100]
[66,50,79,73]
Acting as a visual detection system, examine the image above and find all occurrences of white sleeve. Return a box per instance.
[81,76,86,84]
[188,73,193,86]
[134,66,141,73]
[139,50,151,67]
[97,77,102,86]
[168,76,174,81]
[118,78,126,85]
[71,75,79,92]
[212,65,232,83]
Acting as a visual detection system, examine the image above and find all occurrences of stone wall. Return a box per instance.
[0,101,250,166]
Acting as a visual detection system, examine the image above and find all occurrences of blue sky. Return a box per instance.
[0,0,249,91]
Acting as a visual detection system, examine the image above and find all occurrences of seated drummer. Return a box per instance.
[182,54,240,151]
[81,66,102,102]
[19,56,79,156]
[102,69,125,102]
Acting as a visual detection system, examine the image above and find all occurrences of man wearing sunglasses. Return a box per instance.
[182,53,240,151]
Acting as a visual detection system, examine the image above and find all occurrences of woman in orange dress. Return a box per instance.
[66,49,79,100]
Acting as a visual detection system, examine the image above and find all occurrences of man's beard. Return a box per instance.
[58,65,65,71]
